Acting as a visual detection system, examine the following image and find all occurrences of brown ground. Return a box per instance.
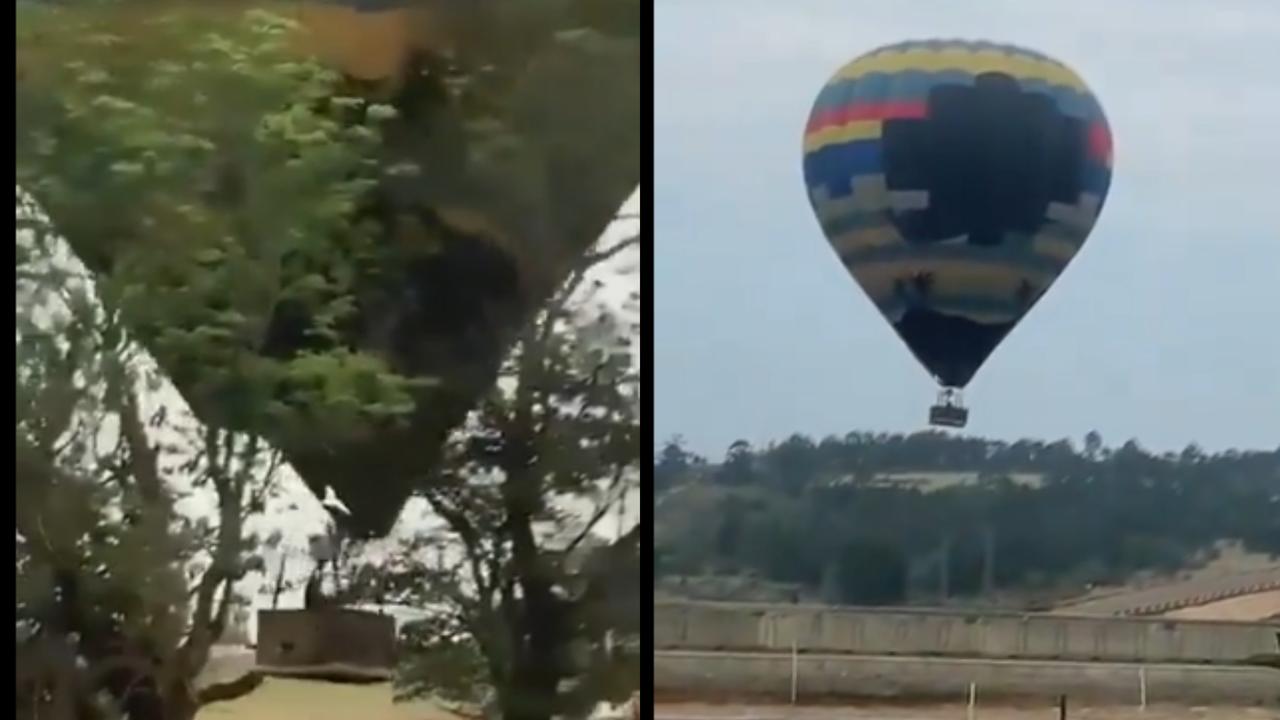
[1056,544,1280,617]
[1165,589,1280,622]
[196,677,461,720]
[656,701,1280,719]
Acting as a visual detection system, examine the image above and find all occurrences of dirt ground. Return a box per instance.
[655,701,1280,720]
[1056,544,1280,616]
[196,677,460,720]
[1165,589,1280,621]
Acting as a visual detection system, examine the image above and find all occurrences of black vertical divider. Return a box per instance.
[639,0,656,715]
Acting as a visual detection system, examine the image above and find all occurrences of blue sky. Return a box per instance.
[654,0,1280,457]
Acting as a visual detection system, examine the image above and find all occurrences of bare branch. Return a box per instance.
[423,488,493,606]
[121,386,166,507]
[540,233,638,330]
[581,234,639,267]
[563,466,631,556]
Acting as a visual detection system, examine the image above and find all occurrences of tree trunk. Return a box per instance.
[159,677,201,720]
[499,664,560,720]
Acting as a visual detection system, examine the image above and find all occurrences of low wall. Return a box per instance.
[655,601,1280,665]
[257,608,395,670]
[655,650,1280,706]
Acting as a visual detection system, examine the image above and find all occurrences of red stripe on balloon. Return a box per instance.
[1088,123,1112,164]
[806,101,928,133]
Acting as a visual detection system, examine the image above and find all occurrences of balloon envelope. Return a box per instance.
[802,39,1112,389]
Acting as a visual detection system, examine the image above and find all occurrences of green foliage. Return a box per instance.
[656,431,1280,605]
[18,0,641,539]
[15,7,363,715]
[17,5,410,439]
[394,612,492,710]
[354,252,640,720]
[17,203,193,719]
[828,539,908,605]
[655,436,701,494]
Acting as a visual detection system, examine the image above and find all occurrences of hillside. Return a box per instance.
[654,432,1280,608]
[1055,542,1280,617]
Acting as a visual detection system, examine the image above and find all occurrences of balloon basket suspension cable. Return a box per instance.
[929,387,969,429]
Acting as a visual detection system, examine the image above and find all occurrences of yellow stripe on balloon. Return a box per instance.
[296,5,414,81]
[803,120,882,152]
[834,47,1087,92]
[1032,234,1082,264]
[849,259,1057,301]
[828,225,902,256]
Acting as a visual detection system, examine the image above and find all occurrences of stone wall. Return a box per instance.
[655,601,1280,664]
[655,650,1280,706]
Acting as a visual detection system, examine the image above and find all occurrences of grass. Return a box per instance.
[197,677,461,720]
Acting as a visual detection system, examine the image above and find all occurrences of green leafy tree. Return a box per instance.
[717,439,755,486]
[832,539,907,606]
[17,196,291,720]
[16,3,416,441]
[764,433,818,495]
[656,429,1280,605]
[655,436,700,494]
[355,235,640,720]
[18,0,641,538]
[16,7,392,717]
[1084,430,1104,461]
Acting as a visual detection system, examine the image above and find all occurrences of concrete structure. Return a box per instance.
[655,650,1280,706]
[257,608,396,671]
[655,601,1280,665]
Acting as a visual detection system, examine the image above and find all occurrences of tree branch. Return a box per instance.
[424,487,492,607]
[581,234,639,267]
[121,386,166,507]
[563,466,630,556]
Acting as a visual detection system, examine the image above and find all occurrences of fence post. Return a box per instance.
[1058,694,1068,720]
[790,638,798,706]
[967,682,977,720]
[1139,666,1148,711]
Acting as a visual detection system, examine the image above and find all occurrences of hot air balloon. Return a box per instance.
[802,39,1113,428]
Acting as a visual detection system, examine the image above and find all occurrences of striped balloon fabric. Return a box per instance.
[802,39,1112,390]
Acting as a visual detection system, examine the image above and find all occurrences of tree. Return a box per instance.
[655,436,697,494]
[717,439,755,486]
[17,196,288,719]
[1180,443,1205,465]
[16,9,384,717]
[655,428,1280,604]
[18,0,641,538]
[831,539,908,606]
[357,233,640,720]
[1083,430,1104,461]
[714,498,746,559]
[763,433,818,494]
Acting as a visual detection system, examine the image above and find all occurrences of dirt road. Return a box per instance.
[656,701,1280,720]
